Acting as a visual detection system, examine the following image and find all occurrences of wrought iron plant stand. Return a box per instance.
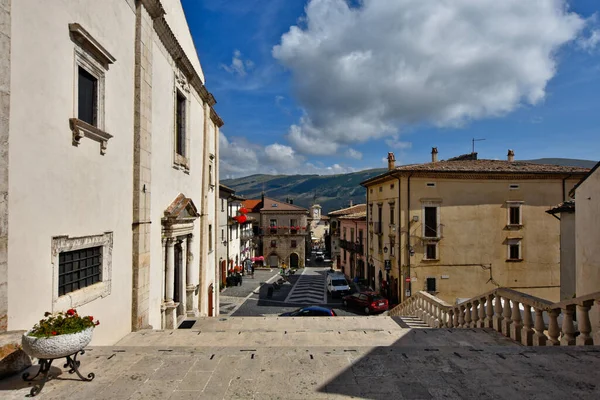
[22,349,95,397]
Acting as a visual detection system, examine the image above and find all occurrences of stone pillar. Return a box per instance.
[164,238,177,329]
[180,237,187,315]
[0,0,11,332]
[131,1,154,331]
[165,238,175,302]
[160,238,166,327]
[186,234,199,316]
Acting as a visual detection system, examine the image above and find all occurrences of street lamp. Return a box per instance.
[383,246,388,254]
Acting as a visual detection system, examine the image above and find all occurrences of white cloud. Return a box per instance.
[345,148,362,160]
[385,137,412,150]
[219,132,356,178]
[578,29,600,51]
[273,0,585,155]
[221,50,254,76]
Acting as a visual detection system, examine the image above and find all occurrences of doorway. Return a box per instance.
[290,253,299,269]
[269,254,279,268]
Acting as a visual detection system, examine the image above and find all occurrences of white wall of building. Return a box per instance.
[7,0,136,345]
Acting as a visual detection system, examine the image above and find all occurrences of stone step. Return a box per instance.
[116,316,518,348]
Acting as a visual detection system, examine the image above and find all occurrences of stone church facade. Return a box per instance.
[0,0,222,344]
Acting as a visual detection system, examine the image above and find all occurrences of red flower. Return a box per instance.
[51,331,57,335]
[66,309,76,316]
[88,316,94,321]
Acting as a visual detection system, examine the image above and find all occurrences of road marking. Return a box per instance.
[284,268,327,304]
[225,272,280,316]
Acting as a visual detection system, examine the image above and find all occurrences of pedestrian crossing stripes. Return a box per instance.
[284,271,327,304]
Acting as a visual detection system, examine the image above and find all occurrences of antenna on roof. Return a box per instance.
[472,138,485,154]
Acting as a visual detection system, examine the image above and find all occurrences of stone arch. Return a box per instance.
[289,252,299,269]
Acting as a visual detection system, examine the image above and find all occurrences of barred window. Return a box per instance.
[59,246,102,296]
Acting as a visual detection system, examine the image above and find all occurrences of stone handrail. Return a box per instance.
[389,288,600,346]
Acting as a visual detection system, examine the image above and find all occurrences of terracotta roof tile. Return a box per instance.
[261,197,308,212]
[546,200,575,215]
[243,199,262,212]
[338,211,367,220]
[328,204,366,216]
[394,159,589,174]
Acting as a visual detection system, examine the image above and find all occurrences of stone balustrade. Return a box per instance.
[389,288,600,346]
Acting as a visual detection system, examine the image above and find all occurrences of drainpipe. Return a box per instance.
[407,173,412,298]
[562,174,572,201]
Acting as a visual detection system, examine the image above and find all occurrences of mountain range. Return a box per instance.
[222,158,597,214]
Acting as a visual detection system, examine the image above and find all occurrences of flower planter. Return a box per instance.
[21,327,93,360]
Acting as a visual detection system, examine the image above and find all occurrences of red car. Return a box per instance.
[343,292,388,314]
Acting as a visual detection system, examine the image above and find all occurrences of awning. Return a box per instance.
[251,256,264,262]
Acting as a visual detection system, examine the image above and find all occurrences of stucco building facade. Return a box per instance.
[361,150,588,305]
[338,211,367,282]
[0,0,222,344]
[328,204,366,270]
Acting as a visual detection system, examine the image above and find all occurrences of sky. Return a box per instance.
[181,0,600,179]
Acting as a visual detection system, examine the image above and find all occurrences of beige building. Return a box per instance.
[0,0,222,344]
[361,150,588,305]
[328,204,366,270]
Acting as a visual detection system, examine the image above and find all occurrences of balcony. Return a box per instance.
[339,239,364,255]
[262,227,307,236]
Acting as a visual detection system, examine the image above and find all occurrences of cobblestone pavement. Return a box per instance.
[219,269,280,315]
[2,319,599,400]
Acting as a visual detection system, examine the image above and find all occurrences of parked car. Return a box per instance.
[343,292,388,314]
[327,273,351,298]
[279,306,337,317]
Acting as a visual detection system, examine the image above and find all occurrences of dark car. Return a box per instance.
[343,292,388,314]
[279,306,337,317]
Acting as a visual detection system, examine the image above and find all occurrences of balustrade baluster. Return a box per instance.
[547,309,561,346]
[501,297,512,337]
[440,309,448,328]
[521,304,533,346]
[464,303,472,328]
[560,305,576,346]
[453,307,459,328]
[471,300,479,328]
[577,301,594,345]
[510,300,522,342]
[493,295,503,332]
[477,298,486,328]
[458,305,466,328]
[447,309,454,329]
[485,294,494,328]
[532,308,547,346]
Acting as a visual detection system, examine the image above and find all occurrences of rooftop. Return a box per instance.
[328,204,366,216]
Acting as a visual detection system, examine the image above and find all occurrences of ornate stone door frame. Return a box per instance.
[161,194,199,329]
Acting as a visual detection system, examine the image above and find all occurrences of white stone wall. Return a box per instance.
[7,0,136,344]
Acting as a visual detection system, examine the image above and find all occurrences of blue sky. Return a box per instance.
[182,0,600,178]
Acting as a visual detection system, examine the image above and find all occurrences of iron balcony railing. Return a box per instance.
[339,239,364,255]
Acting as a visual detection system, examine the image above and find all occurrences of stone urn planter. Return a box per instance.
[21,327,95,396]
[21,327,93,359]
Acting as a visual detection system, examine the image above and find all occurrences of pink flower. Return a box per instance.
[66,309,76,316]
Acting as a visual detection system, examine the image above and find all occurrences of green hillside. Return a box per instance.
[222,169,387,213]
[223,158,597,214]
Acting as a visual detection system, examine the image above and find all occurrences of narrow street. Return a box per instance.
[219,261,375,317]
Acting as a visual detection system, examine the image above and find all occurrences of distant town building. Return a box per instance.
[361,149,589,305]
[338,210,367,281]
[243,196,309,269]
[328,204,366,270]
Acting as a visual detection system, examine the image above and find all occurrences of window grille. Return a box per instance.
[59,246,102,296]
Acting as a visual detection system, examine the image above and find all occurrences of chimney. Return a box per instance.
[431,147,438,163]
[387,152,396,170]
[289,198,293,205]
[507,149,514,162]
[261,192,265,205]
[349,200,353,207]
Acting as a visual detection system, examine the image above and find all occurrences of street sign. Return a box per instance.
[405,277,411,283]
[384,260,391,271]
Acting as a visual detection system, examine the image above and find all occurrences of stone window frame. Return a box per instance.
[506,201,524,228]
[173,70,191,172]
[69,23,115,155]
[51,232,113,311]
[423,241,439,261]
[421,200,442,239]
[507,238,523,261]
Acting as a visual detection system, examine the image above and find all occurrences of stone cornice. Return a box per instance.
[140,0,166,19]
[145,2,224,126]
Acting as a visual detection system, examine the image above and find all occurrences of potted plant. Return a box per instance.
[22,309,99,360]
